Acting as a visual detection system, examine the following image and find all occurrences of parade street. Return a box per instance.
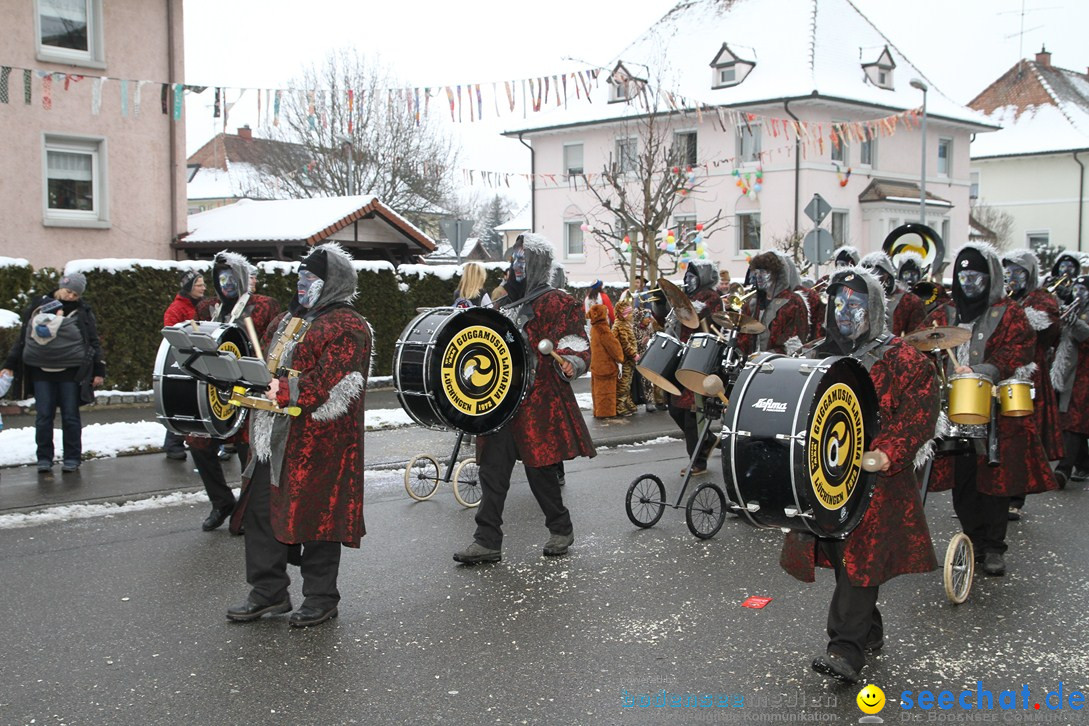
[2,433,1088,725]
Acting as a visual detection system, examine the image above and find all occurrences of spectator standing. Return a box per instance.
[454,262,492,308]
[588,303,623,418]
[161,270,206,461]
[583,281,615,325]
[2,272,105,473]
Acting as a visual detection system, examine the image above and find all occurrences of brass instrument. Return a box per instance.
[1046,274,1073,294]
[634,287,663,298]
[882,223,945,274]
[1059,300,1082,323]
[720,285,757,313]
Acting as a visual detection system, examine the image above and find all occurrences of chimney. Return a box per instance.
[237,125,252,140]
[1035,44,1051,68]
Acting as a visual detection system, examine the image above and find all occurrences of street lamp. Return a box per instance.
[909,78,929,225]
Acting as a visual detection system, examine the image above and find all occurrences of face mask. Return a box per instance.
[511,249,526,282]
[217,270,239,298]
[683,269,699,294]
[1059,259,1079,278]
[957,270,989,300]
[833,287,869,341]
[297,271,324,308]
[873,269,895,296]
[751,269,772,291]
[899,268,921,287]
[1004,264,1028,295]
[1075,285,1089,307]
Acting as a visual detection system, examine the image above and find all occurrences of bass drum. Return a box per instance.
[395,307,529,436]
[154,322,250,438]
[722,353,880,539]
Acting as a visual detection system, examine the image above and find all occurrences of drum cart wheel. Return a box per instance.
[625,474,667,528]
[943,532,974,605]
[685,482,727,539]
[404,455,440,501]
[452,458,482,508]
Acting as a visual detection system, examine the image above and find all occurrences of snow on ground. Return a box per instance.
[0,422,165,467]
[365,407,415,431]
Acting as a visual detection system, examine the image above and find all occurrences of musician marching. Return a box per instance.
[860,251,926,337]
[925,244,1055,577]
[738,251,810,356]
[781,267,940,684]
[1051,275,1089,489]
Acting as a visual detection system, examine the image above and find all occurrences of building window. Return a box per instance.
[737,212,761,253]
[718,66,736,85]
[674,214,697,243]
[941,219,951,245]
[969,170,980,200]
[564,143,584,176]
[43,135,108,227]
[831,211,848,246]
[937,138,952,176]
[564,221,585,258]
[737,126,762,164]
[36,0,104,67]
[673,131,697,166]
[831,123,849,163]
[1027,231,1050,247]
[615,137,638,174]
[860,131,875,166]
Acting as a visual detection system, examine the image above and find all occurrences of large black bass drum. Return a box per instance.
[153,322,250,438]
[395,307,529,436]
[722,353,880,539]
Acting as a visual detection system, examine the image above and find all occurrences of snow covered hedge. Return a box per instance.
[0,258,507,391]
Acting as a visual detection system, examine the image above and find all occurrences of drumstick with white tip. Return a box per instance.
[537,339,566,366]
[861,450,888,472]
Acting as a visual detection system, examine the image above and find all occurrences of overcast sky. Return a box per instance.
[182,0,1086,195]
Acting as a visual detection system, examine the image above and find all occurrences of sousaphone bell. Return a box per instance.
[883,223,944,277]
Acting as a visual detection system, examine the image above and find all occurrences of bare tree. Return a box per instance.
[580,76,726,288]
[258,49,460,231]
[773,231,810,277]
[969,201,1015,249]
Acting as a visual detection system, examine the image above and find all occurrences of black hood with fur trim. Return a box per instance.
[298,242,358,314]
[212,251,252,302]
[686,259,719,293]
[822,266,889,355]
[1001,248,1041,294]
[952,243,1004,323]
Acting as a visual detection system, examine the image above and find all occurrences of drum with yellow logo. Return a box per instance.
[153,321,251,438]
[721,353,880,538]
[948,373,994,425]
[996,378,1034,418]
[395,307,529,436]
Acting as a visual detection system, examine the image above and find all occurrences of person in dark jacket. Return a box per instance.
[2,272,105,473]
[161,269,207,460]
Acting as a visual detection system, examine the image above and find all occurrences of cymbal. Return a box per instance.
[712,309,766,335]
[903,326,970,351]
[659,278,700,329]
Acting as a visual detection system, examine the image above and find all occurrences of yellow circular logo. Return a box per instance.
[440,325,514,416]
[807,383,865,510]
[857,684,886,714]
[208,340,242,421]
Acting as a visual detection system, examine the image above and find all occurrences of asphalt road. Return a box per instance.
[2,440,1087,725]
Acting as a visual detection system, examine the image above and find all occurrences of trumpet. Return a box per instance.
[720,285,757,312]
[1046,274,1073,293]
[1059,300,1083,323]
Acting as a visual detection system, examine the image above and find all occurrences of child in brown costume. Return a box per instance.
[588,303,623,417]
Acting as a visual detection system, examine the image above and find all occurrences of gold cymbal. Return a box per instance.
[659,278,700,329]
[711,309,766,335]
[902,325,970,351]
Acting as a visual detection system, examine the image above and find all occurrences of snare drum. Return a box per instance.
[996,378,1034,417]
[154,322,250,438]
[394,307,529,436]
[675,333,726,395]
[635,333,684,396]
[948,373,994,425]
[722,353,880,539]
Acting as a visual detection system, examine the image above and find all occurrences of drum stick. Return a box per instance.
[702,375,729,405]
[242,316,264,361]
[861,451,884,472]
[537,339,566,366]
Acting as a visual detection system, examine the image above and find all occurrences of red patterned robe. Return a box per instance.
[491,289,595,467]
[1056,308,1089,436]
[186,293,282,449]
[1019,289,1063,459]
[738,290,810,356]
[780,340,940,586]
[889,289,926,337]
[928,300,1056,497]
[265,306,371,546]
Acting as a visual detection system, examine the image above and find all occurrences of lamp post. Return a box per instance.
[909,78,929,225]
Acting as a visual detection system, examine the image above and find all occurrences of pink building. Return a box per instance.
[0,0,187,269]
[507,0,994,283]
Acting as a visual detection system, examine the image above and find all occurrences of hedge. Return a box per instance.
[0,257,509,391]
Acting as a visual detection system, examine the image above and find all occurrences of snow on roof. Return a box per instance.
[185,195,379,243]
[187,162,288,200]
[506,0,990,134]
[495,208,531,231]
[428,237,485,259]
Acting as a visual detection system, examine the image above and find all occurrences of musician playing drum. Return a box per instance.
[1002,250,1064,519]
[190,252,281,533]
[926,244,1054,577]
[781,267,939,684]
[452,234,595,564]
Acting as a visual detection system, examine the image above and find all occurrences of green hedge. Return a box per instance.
[1,259,511,391]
